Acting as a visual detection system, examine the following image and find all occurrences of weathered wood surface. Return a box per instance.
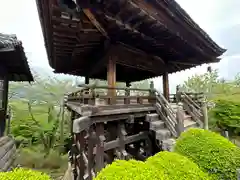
[61,163,73,180]
[0,136,16,172]
[66,102,155,118]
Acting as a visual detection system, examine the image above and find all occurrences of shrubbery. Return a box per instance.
[0,168,51,180]
[16,147,68,170]
[94,159,168,180]
[210,99,240,135]
[146,151,210,180]
[174,128,240,179]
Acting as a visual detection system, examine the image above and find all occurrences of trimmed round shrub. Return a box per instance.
[94,159,168,180]
[174,128,240,180]
[146,151,210,180]
[0,168,51,180]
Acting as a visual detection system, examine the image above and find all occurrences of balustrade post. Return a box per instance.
[125,82,130,104]
[201,101,209,130]
[176,105,185,136]
[176,85,181,104]
[149,81,155,104]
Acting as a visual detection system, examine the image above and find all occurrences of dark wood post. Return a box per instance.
[176,85,181,104]
[95,123,105,173]
[124,82,130,104]
[149,81,155,104]
[85,76,89,84]
[107,55,116,104]
[163,71,169,101]
[0,76,8,137]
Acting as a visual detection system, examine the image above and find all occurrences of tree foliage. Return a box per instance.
[210,99,240,134]
[8,71,78,153]
[181,69,240,135]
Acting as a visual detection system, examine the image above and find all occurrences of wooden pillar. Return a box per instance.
[125,81,130,104]
[163,72,169,101]
[85,76,89,84]
[107,56,116,98]
[0,75,8,137]
[126,81,131,87]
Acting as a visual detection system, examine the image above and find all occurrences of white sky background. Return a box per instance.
[0,0,239,92]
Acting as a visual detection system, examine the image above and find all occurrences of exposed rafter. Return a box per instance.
[83,9,109,38]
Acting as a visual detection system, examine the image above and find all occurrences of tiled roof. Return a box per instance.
[0,33,34,82]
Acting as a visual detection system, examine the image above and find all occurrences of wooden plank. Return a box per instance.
[72,116,91,133]
[77,132,85,180]
[103,132,148,151]
[66,102,155,116]
[83,9,109,38]
[0,137,16,171]
[87,126,95,180]
[117,122,127,159]
[95,123,105,173]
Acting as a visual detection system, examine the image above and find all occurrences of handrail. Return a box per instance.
[154,90,178,137]
[180,92,203,127]
[182,92,201,110]
[77,84,151,91]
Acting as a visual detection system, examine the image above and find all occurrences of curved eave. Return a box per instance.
[159,0,226,56]
[159,0,226,55]
[35,0,54,69]
[78,0,226,57]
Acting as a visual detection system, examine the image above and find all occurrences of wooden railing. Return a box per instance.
[169,92,204,104]
[67,85,155,106]
[182,92,203,127]
[155,90,178,137]
[0,136,16,171]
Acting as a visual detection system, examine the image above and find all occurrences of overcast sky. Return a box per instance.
[0,0,239,92]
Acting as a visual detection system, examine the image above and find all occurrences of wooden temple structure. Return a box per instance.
[36,0,225,179]
[0,33,33,137]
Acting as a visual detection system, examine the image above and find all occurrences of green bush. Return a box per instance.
[0,168,51,180]
[174,128,240,179]
[210,99,240,135]
[94,159,168,180]
[146,151,210,180]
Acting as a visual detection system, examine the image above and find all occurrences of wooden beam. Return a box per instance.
[163,71,169,101]
[88,40,112,76]
[115,43,163,74]
[53,32,76,39]
[169,61,199,66]
[83,9,109,38]
[95,123,105,172]
[169,57,220,66]
[53,25,98,33]
[103,14,179,56]
[52,16,80,26]
[116,60,157,74]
